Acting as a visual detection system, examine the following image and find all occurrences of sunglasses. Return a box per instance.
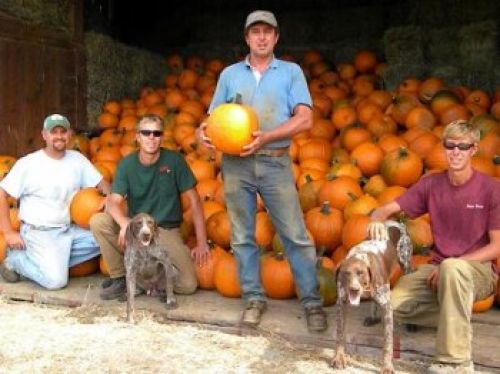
[138,129,163,137]
[442,141,475,151]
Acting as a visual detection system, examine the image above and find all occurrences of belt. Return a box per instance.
[254,147,288,157]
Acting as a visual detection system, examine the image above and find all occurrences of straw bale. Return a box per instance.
[460,70,495,94]
[0,0,69,33]
[85,32,164,129]
[424,27,459,65]
[429,66,461,87]
[382,64,427,91]
[331,38,383,65]
[458,20,497,71]
[383,26,425,66]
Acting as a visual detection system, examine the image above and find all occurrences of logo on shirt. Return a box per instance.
[159,165,171,174]
[466,203,484,209]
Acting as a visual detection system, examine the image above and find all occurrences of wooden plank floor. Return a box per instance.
[1,275,499,372]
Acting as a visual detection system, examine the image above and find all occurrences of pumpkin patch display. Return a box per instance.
[205,99,259,155]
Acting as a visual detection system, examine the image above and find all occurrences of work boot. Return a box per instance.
[101,278,113,289]
[304,305,328,332]
[99,276,126,300]
[0,263,20,283]
[426,361,474,374]
[241,300,267,327]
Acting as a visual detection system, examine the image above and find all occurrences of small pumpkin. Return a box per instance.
[260,251,295,299]
[213,251,241,298]
[69,257,100,277]
[195,244,229,290]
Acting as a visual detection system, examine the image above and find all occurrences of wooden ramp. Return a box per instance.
[1,275,499,372]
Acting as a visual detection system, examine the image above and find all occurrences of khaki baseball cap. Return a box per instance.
[244,10,278,30]
[43,114,70,131]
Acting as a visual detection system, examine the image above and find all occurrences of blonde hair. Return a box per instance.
[136,114,164,131]
[442,120,480,144]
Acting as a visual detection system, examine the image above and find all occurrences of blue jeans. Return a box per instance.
[5,223,100,290]
[221,153,322,307]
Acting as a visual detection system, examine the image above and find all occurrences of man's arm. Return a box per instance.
[96,178,111,196]
[105,192,129,249]
[0,188,23,249]
[459,230,500,262]
[240,104,312,155]
[182,187,209,266]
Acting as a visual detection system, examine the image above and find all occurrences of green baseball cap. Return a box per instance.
[43,114,70,131]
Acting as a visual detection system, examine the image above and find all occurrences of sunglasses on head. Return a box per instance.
[442,141,475,151]
[139,129,163,137]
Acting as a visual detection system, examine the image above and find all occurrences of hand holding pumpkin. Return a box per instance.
[367,221,389,241]
[196,123,215,149]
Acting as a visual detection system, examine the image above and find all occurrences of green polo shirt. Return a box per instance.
[112,149,196,228]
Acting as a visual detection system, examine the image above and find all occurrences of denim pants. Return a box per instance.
[5,223,100,290]
[221,153,322,307]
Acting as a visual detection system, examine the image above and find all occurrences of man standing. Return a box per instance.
[368,120,500,373]
[90,114,209,300]
[0,114,110,289]
[198,10,327,332]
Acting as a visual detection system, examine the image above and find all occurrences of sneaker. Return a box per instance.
[99,276,126,300]
[241,300,267,327]
[427,361,474,374]
[0,263,20,283]
[304,305,328,332]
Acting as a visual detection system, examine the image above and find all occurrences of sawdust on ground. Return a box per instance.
[0,297,429,373]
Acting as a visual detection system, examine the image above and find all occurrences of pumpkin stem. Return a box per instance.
[320,201,331,215]
[274,251,285,261]
[305,174,313,184]
[233,93,243,104]
[347,192,358,201]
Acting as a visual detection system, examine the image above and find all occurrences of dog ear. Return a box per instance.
[387,226,401,246]
[125,220,134,245]
[366,253,388,289]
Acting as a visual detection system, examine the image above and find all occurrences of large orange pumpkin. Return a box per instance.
[70,188,106,229]
[69,257,100,277]
[305,201,344,252]
[260,252,295,299]
[213,252,241,298]
[381,147,423,187]
[206,100,259,155]
[195,245,229,290]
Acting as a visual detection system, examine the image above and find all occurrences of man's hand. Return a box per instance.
[118,222,129,250]
[196,123,215,149]
[240,130,267,157]
[367,221,389,241]
[4,230,24,250]
[427,268,439,292]
[190,241,210,267]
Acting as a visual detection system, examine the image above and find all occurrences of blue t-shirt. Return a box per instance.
[208,56,312,149]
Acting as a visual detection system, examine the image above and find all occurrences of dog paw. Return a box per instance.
[331,353,348,369]
[363,316,381,326]
[380,364,394,374]
[165,300,178,310]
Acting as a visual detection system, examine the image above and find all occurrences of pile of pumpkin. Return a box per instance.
[1,49,499,310]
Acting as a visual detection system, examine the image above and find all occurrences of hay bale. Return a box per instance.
[460,70,495,94]
[382,64,427,91]
[383,26,425,66]
[458,20,497,71]
[85,32,165,130]
[429,65,461,87]
[424,27,459,65]
[331,38,383,65]
[0,0,69,33]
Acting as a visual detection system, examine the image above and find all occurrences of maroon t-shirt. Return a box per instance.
[397,171,500,264]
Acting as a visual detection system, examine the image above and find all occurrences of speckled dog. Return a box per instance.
[332,220,413,374]
[124,213,178,323]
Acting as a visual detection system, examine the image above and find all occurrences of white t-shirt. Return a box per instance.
[0,150,102,227]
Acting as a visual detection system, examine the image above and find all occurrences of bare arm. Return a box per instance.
[459,230,500,262]
[240,104,312,156]
[370,201,402,221]
[96,178,111,196]
[105,192,129,249]
[0,188,23,249]
[182,188,209,266]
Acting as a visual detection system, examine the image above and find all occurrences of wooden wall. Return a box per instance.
[0,1,85,158]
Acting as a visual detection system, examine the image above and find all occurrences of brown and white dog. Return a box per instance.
[124,213,178,323]
[332,220,413,374]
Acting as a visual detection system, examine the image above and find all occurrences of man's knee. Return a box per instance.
[439,258,468,281]
[174,275,198,295]
[40,274,68,290]
[89,212,113,233]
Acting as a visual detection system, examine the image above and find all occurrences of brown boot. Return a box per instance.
[305,305,327,332]
[0,263,20,283]
[241,300,267,327]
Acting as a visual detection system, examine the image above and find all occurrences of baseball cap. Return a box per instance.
[244,10,278,30]
[43,114,70,131]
